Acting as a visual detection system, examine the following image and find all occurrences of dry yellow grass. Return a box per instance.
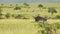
[0,3,60,34]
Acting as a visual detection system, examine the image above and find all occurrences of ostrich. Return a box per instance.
[34,15,47,24]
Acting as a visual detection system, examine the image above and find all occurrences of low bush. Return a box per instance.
[55,15,60,19]
[15,14,22,19]
[14,7,21,10]
[5,13,10,19]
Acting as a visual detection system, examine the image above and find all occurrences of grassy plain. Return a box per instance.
[0,3,60,34]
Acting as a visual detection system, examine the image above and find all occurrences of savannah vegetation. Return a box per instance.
[0,3,60,34]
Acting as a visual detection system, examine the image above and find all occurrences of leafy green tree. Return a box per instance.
[23,3,30,8]
[5,13,10,19]
[48,8,57,16]
[1,4,4,6]
[55,15,60,19]
[0,8,3,19]
[15,14,22,19]
[12,14,15,17]
[10,4,13,6]
[14,6,21,10]
[9,4,14,8]
[38,4,44,12]
[38,4,43,8]
[14,4,21,10]
[15,4,18,7]
[23,3,29,6]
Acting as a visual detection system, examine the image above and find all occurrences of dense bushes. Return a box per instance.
[15,14,22,19]
[5,13,10,19]
[48,8,57,16]
[0,8,3,19]
[1,13,60,19]
[23,3,29,6]
[0,12,29,19]
[55,15,60,19]
[14,7,21,10]
[34,22,60,34]
[0,3,59,19]
[38,4,43,8]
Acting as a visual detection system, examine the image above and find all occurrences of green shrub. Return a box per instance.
[55,15,60,19]
[14,7,21,10]
[0,8,3,19]
[38,4,43,8]
[23,3,29,6]
[5,13,10,19]
[15,14,22,19]
[48,8,57,17]
[12,14,15,17]
[53,23,60,29]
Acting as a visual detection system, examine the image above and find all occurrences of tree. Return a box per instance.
[0,8,3,19]
[15,14,22,19]
[15,4,18,7]
[23,3,29,6]
[5,13,10,19]
[55,15,60,19]
[48,8,57,16]
[0,4,4,8]
[1,4,4,6]
[38,4,43,12]
[38,4,43,8]
[23,3,30,8]
[10,4,13,7]
[14,6,21,10]
[14,4,21,10]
